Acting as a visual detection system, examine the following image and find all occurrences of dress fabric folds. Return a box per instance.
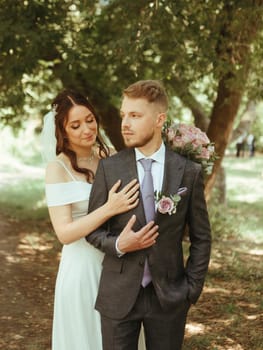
[46,181,104,350]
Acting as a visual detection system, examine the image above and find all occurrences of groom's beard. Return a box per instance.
[122,131,155,148]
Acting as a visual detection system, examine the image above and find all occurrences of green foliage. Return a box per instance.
[0,3,76,122]
[1,0,263,130]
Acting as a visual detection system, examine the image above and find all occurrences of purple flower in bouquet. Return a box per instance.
[163,122,217,175]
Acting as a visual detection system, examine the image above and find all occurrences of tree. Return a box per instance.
[1,0,263,197]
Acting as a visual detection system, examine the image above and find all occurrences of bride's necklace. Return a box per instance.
[77,149,95,162]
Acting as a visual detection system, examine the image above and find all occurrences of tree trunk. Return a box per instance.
[205,76,243,200]
[213,165,226,205]
[204,1,263,200]
[230,101,257,143]
[89,95,125,151]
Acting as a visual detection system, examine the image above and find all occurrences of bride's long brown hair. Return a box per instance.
[52,89,110,182]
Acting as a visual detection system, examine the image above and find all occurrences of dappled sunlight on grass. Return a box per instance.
[0,216,57,350]
[203,286,232,295]
[248,248,263,255]
[0,153,48,220]
[185,322,206,335]
[223,155,263,243]
[188,201,263,350]
[0,153,44,179]
[14,231,61,265]
[230,189,262,203]
[184,270,263,349]
[0,124,43,166]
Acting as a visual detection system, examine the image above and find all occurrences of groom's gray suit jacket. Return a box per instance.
[86,147,211,320]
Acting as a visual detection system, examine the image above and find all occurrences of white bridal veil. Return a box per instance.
[40,110,57,163]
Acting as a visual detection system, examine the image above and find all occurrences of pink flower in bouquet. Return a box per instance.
[167,127,176,140]
[171,136,185,148]
[163,122,218,175]
[191,131,210,149]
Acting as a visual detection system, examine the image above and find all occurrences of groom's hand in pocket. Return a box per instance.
[117,215,159,253]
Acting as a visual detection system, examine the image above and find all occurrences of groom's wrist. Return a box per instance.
[115,237,125,257]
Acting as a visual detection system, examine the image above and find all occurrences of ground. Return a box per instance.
[0,213,58,350]
[1,212,262,350]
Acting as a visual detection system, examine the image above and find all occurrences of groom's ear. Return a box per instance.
[156,112,166,127]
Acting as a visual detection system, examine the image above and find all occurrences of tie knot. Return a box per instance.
[139,158,153,172]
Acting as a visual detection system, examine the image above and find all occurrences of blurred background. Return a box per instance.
[0,1,262,349]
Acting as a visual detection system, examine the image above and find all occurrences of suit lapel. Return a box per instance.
[161,147,186,199]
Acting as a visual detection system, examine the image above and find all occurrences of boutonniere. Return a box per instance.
[155,187,187,215]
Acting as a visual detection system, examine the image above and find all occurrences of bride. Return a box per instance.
[41,89,152,350]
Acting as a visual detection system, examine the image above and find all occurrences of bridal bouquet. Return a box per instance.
[163,122,217,175]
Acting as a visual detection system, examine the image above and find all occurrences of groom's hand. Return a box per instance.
[117,215,159,253]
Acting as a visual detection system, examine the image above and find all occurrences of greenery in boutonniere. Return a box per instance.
[154,191,181,215]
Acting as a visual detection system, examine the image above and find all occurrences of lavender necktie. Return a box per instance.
[139,158,155,287]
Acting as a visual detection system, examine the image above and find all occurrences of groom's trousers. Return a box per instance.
[100,282,191,350]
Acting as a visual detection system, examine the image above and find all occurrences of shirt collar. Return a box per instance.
[135,142,165,164]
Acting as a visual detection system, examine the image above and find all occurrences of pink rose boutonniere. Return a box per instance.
[155,187,187,215]
[163,122,218,175]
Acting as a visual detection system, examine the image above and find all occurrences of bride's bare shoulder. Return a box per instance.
[45,154,71,184]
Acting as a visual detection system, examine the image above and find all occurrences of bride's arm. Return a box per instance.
[46,163,139,245]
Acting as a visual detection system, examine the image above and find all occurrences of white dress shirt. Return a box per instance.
[135,142,165,199]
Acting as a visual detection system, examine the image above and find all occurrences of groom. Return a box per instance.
[86,80,211,350]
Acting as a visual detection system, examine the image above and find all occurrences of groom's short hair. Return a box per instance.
[123,80,168,112]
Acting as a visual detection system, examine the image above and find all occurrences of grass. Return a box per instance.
[0,127,48,220]
[223,155,263,243]
[0,153,48,221]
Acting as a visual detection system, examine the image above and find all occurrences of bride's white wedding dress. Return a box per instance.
[46,160,145,350]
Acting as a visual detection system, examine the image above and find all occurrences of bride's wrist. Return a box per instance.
[103,201,115,218]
